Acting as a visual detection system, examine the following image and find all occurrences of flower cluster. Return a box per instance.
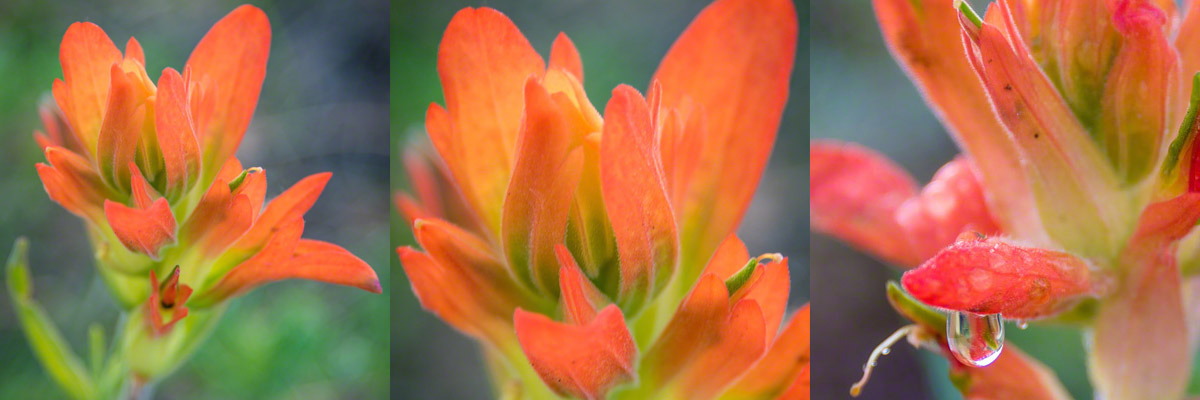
[812,0,1200,398]
[11,5,380,398]
[396,0,807,398]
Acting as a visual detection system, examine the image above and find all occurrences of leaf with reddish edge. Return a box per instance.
[600,84,678,312]
[873,0,1040,240]
[514,305,636,400]
[653,0,796,279]
[723,305,810,399]
[54,21,122,156]
[185,5,270,178]
[901,237,1100,320]
[556,245,610,326]
[104,197,177,259]
[434,7,546,237]
[502,78,585,296]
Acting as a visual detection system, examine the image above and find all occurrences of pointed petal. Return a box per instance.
[557,245,610,325]
[952,345,1071,400]
[124,37,144,65]
[810,141,921,267]
[702,234,750,279]
[514,305,636,400]
[601,85,678,311]
[56,22,122,155]
[214,237,380,300]
[724,305,810,399]
[155,67,202,199]
[502,78,585,295]
[185,4,270,176]
[436,7,546,237]
[733,258,789,343]
[549,32,583,81]
[901,237,1101,319]
[103,198,177,259]
[653,0,797,274]
[194,218,303,304]
[964,3,1126,259]
[180,168,256,256]
[232,172,330,253]
[673,300,767,399]
[873,0,1040,239]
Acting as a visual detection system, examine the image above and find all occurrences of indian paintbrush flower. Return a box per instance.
[396,0,807,398]
[10,5,381,399]
[812,0,1200,398]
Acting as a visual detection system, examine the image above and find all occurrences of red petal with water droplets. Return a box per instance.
[514,305,636,400]
[902,238,1098,319]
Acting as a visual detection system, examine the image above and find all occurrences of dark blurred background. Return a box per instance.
[0,0,389,398]
[390,0,808,398]
[811,0,1093,399]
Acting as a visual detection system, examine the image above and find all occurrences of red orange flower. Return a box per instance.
[398,0,802,397]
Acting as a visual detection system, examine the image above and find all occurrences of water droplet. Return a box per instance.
[946,311,1004,367]
[1016,320,1028,330]
[880,347,891,355]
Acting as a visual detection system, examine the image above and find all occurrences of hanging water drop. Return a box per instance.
[1016,320,1028,330]
[946,311,1004,367]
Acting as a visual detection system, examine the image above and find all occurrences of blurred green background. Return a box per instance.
[0,0,389,398]
[810,0,1096,399]
[391,0,808,398]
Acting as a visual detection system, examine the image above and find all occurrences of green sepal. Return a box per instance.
[886,281,945,331]
[724,258,759,295]
[1161,73,1200,180]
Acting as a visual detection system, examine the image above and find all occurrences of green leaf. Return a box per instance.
[885,281,945,331]
[1162,73,1200,178]
[724,258,758,294]
[6,239,98,400]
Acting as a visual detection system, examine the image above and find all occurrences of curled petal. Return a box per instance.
[601,84,678,311]
[96,62,150,193]
[186,4,270,178]
[155,67,202,199]
[104,198,177,259]
[502,78,584,295]
[514,305,636,400]
[901,238,1100,319]
[435,7,545,236]
[653,0,797,278]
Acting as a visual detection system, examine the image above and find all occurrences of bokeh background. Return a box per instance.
[811,0,1096,399]
[0,0,389,398]
[390,0,808,398]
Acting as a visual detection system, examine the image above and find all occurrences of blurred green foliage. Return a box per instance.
[0,0,389,398]
[391,0,807,398]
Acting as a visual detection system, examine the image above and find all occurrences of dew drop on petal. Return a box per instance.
[947,311,1004,367]
[1016,320,1028,330]
[880,347,891,355]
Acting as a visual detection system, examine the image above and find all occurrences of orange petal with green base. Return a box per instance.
[653,0,796,274]
[38,147,107,219]
[435,7,545,237]
[55,22,122,155]
[96,62,151,193]
[213,235,381,301]
[185,5,270,176]
[155,67,202,199]
[725,305,811,399]
[514,305,636,400]
[502,78,584,295]
[104,198,177,259]
[874,0,1039,239]
[179,163,258,256]
[600,84,678,311]
[901,238,1098,319]
[414,218,533,322]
